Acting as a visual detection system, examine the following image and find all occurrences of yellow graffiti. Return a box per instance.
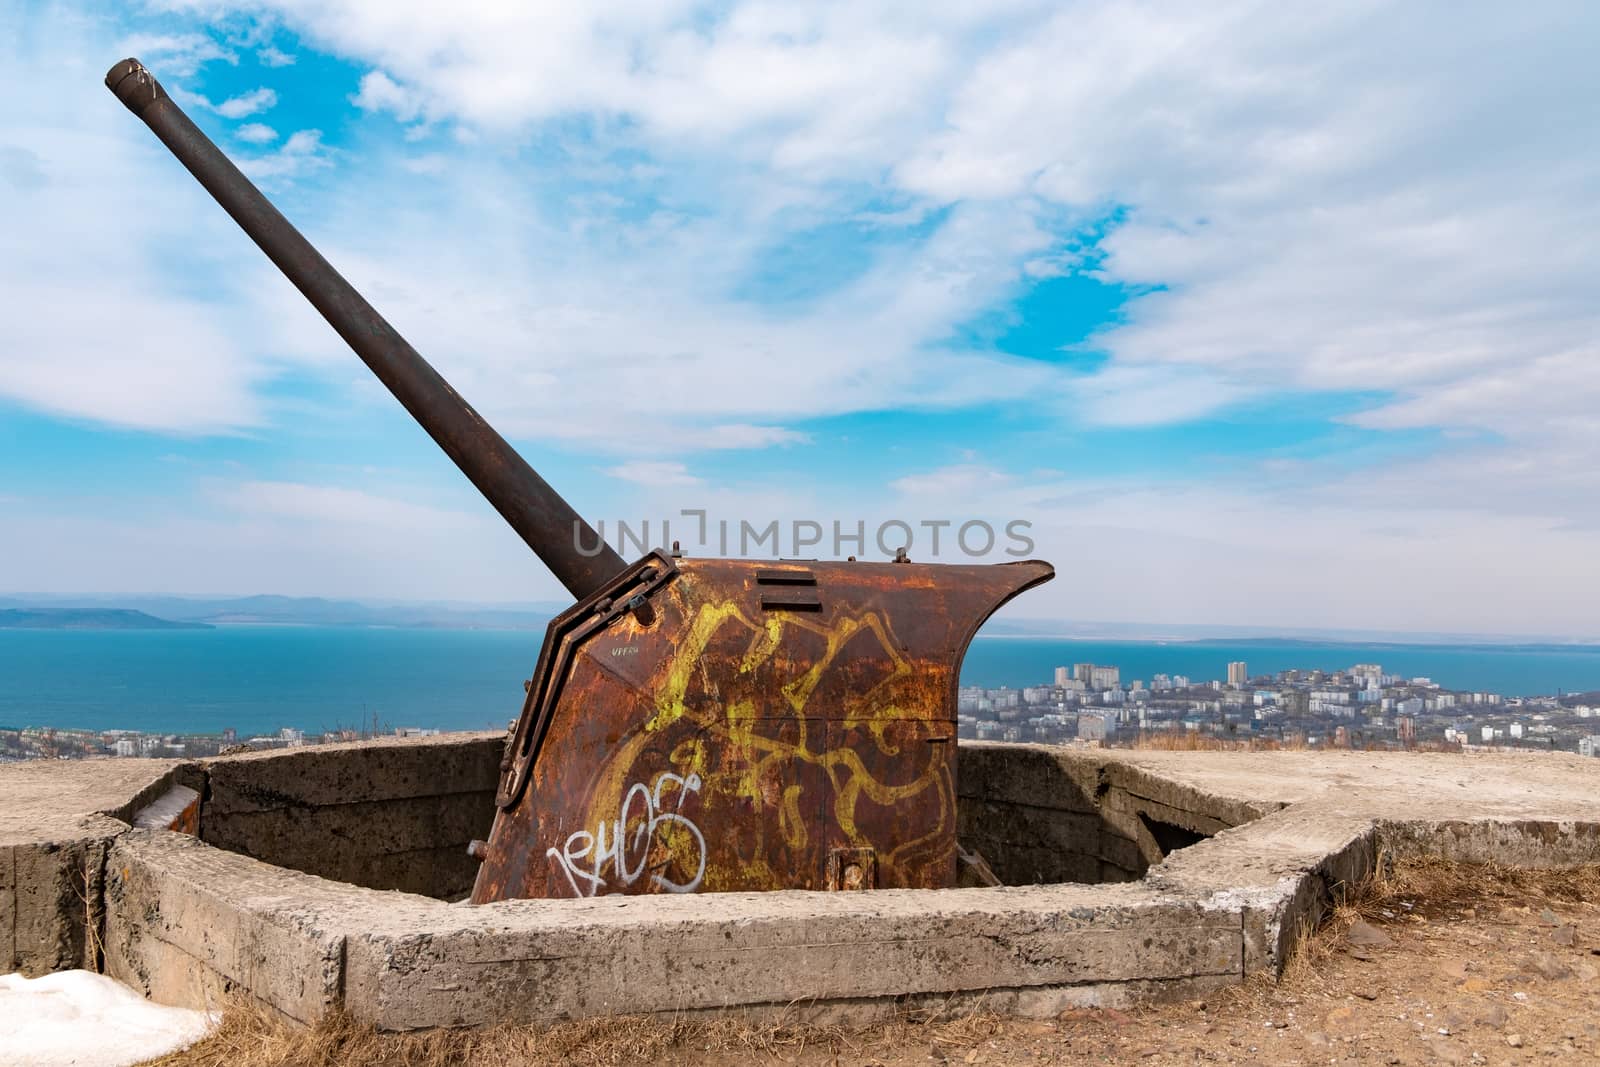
[777,784,807,851]
[582,595,954,891]
[644,600,750,734]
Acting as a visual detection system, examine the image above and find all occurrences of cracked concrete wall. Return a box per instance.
[2,833,112,976]
[956,744,1266,886]
[340,894,1247,1030]
[104,830,347,1024]
[199,733,503,900]
[1382,819,1600,868]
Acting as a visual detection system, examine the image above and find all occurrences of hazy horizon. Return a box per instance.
[6,589,1598,646]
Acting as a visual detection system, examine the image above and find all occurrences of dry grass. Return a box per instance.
[143,997,1012,1067]
[1130,732,1257,751]
[1369,853,1600,913]
[73,857,104,972]
[143,855,1600,1067]
[1221,849,1600,1008]
[1126,731,1462,753]
[1128,731,1308,751]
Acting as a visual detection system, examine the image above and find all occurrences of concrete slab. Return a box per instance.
[341,887,1246,1029]
[0,758,183,976]
[104,830,352,1024]
[0,758,186,850]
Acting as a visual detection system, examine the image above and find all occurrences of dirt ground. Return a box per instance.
[147,858,1600,1067]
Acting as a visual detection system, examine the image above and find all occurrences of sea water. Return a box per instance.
[3,627,1599,737]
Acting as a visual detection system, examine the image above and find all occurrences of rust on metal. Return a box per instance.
[470,556,1051,901]
[827,847,878,891]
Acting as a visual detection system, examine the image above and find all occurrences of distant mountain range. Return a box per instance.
[1,593,1594,645]
[0,594,562,631]
[0,608,212,631]
[971,617,1600,647]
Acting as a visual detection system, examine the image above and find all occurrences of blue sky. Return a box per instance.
[3,2,1599,634]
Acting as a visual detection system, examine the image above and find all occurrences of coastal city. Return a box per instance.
[959,660,1600,755]
[5,658,1600,762]
[0,722,440,762]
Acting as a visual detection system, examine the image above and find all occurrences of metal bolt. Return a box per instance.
[627,593,657,626]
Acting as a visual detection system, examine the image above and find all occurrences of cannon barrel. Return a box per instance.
[105,58,626,602]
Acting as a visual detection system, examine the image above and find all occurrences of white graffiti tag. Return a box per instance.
[547,772,707,897]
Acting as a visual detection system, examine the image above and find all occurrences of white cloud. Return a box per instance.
[115,32,236,76]
[237,128,328,178]
[400,153,446,174]
[53,6,1075,444]
[874,461,1600,635]
[4,275,266,433]
[604,461,702,487]
[0,21,272,433]
[0,489,563,601]
[352,70,421,121]
[175,0,1595,449]
[217,480,477,531]
[225,183,1054,455]
[898,2,1600,445]
[113,4,1600,460]
[167,85,279,122]
[235,122,278,144]
[1066,365,1247,427]
[695,424,809,450]
[187,2,976,147]
[214,86,278,118]
[890,463,1012,498]
[257,45,295,66]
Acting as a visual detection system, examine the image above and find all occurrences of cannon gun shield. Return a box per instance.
[472,555,1053,900]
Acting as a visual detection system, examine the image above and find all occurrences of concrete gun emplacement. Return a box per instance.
[106,58,1054,902]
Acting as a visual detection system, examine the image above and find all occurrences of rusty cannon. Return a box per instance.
[106,58,1054,902]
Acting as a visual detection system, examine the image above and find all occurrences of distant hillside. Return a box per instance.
[979,617,1600,646]
[0,608,212,631]
[0,594,559,631]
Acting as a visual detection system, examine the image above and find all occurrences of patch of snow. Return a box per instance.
[0,971,216,1067]
[131,784,200,830]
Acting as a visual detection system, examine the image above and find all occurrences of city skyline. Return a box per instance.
[956,657,1600,756]
[5,4,1600,635]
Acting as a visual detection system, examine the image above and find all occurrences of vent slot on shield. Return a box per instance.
[758,567,820,611]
